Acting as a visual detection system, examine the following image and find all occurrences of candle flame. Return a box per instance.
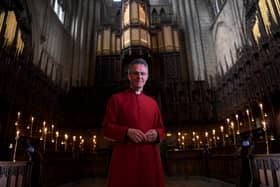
[220,126,224,132]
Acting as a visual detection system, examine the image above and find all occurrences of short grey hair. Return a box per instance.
[128,58,149,73]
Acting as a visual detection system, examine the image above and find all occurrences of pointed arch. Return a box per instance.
[159,8,166,22]
[151,8,158,25]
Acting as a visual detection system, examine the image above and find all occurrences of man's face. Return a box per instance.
[128,64,149,90]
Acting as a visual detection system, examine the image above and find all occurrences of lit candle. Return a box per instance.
[196,135,200,149]
[246,109,252,131]
[231,122,236,145]
[18,112,21,120]
[192,131,196,148]
[259,103,265,121]
[30,116,34,137]
[80,139,84,152]
[64,134,68,152]
[262,121,269,155]
[221,125,225,146]
[79,136,83,151]
[15,111,20,131]
[235,114,240,134]
[43,127,47,152]
[205,131,209,147]
[177,132,182,149]
[51,124,55,143]
[181,135,185,150]
[39,129,43,140]
[262,121,266,130]
[41,121,46,140]
[93,135,97,152]
[212,129,216,147]
[226,118,230,135]
[55,131,59,151]
[13,130,20,162]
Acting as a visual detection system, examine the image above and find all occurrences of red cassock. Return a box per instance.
[103,89,165,187]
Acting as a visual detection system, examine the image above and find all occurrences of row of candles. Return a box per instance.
[12,111,98,162]
[176,103,270,154]
[176,128,226,150]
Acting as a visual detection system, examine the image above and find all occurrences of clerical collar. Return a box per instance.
[129,88,142,95]
[135,90,142,95]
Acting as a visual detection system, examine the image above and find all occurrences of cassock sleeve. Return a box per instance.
[103,95,129,142]
[154,106,165,144]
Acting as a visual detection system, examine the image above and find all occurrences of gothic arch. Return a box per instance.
[151,8,158,25]
[159,8,166,22]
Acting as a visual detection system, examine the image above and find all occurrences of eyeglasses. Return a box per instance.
[129,71,148,76]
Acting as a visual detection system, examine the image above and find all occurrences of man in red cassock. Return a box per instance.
[103,58,165,187]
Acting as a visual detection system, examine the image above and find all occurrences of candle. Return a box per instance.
[64,134,68,152]
[221,125,225,146]
[205,131,209,147]
[55,131,59,151]
[80,139,84,152]
[231,122,236,145]
[92,135,97,152]
[196,135,200,149]
[226,118,230,135]
[30,116,34,137]
[17,112,21,121]
[262,121,269,155]
[51,124,55,143]
[212,129,216,147]
[43,127,47,152]
[262,121,266,130]
[13,130,20,162]
[235,114,240,134]
[259,103,265,121]
[41,121,46,140]
[192,131,196,148]
[79,136,83,151]
[39,129,43,140]
[246,109,252,131]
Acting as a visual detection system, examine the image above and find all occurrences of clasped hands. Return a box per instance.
[127,128,158,143]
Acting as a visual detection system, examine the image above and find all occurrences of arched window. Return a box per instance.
[151,9,158,25]
[160,8,166,23]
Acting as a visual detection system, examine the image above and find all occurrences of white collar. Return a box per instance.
[135,90,142,95]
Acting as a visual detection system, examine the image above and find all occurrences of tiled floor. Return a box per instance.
[58,176,236,187]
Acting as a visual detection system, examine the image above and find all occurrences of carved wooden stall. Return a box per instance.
[166,148,243,186]
[251,154,280,187]
[0,161,32,187]
[40,151,111,187]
